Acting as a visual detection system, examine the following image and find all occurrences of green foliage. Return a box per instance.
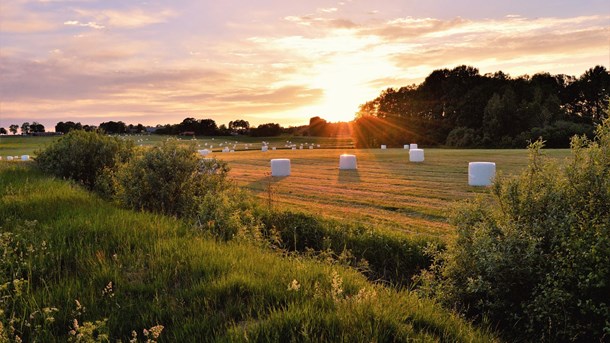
[517,120,595,148]
[421,119,610,341]
[445,126,481,147]
[355,65,609,148]
[0,163,493,342]
[113,139,263,241]
[35,130,133,189]
[263,211,437,287]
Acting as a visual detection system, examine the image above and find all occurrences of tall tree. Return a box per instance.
[21,122,30,135]
[30,121,45,133]
[9,124,19,135]
[228,119,250,134]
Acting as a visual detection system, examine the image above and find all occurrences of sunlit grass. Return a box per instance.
[0,162,495,342]
[219,148,571,238]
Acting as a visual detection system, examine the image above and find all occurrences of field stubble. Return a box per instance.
[219,148,570,238]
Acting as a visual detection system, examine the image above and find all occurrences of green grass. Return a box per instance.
[0,134,353,157]
[0,135,60,156]
[2,135,571,239]
[0,162,495,342]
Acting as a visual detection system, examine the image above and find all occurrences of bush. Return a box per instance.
[115,140,224,216]
[263,211,437,286]
[421,119,610,341]
[445,127,481,147]
[35,130,133,189]
[516,120,595,148]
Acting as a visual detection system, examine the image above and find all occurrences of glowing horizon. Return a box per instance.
[1,0,608,130]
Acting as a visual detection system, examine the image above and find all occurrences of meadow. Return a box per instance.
[0,134,571,240]
[211,148,570,238]
[0,162,495,342]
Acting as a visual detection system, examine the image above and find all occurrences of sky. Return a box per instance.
[1,0,609,130]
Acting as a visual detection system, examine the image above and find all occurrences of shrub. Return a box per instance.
[421,119,610,341]
[115,140,224,217]
[445,126,481,147]
[35,130,133,189]
[263,210,437,286]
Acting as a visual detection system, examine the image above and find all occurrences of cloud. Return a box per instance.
[0,1,58,33]
[319,7,338,13]
[72,8,176,29]
[64,20,105,29]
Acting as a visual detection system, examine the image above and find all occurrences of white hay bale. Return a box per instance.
[409,149,424,162]
[222,147,230,153]
[410,143,418,149]
[262,146,268,152]
[317,144,320,148]
[7,156,13,161]
[299,146,303,150]
[468,162,496,186]
[21,155,29,161]
[404,145,409,149]
[339,154,357,170]
[292,146,296,150]
[198,149,210,156]
[272,147,277,150]
[381,145,387,149]
[230,150,235,153]
[271,158,291,176]
[309,146,313,149]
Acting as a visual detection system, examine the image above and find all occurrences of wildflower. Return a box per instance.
[149,325,164,339]
[102,281,114,298]
[287,279,300,292]
[331,271,343,301]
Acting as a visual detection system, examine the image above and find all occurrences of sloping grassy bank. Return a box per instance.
[0,162,495,342]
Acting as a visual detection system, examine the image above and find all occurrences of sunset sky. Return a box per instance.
[1,0,608,130]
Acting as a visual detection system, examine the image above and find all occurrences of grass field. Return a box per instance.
[0,162,495,342]
[1,135,571,239]
[0,134,353,157]
[217,148,571,238]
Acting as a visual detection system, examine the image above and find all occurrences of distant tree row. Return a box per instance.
[1,122,46,135]
[308,117,352,137]
[353,65,610,148]
[154,117,286,137]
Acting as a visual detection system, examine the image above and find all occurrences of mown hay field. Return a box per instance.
[218,148,571,238]
[0,135,571,239]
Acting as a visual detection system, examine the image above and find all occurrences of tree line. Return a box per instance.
[352,65,610,148]
[0,119,294,137]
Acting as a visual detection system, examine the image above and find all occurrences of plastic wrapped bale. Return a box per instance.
[7,156,13,161]
[262,146,268,152]
[381,145,387,149]
[21,155,29,161]
[198,149,210,156]
[292,146,296,150]
[404,145,409,149]
[272,147,277,150]
[309,145,313,149]
[222,147,230,153]
[271,159,291,176]
[409,149,424,162]
[468,162,496,186]
[410,143,418,149]
[339,154,357,170]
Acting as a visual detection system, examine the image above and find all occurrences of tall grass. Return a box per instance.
[0,162,495,342]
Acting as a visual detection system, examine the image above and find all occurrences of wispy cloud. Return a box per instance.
[1,0,607,128]
[72,8,176,29]
[64,20,105,29]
